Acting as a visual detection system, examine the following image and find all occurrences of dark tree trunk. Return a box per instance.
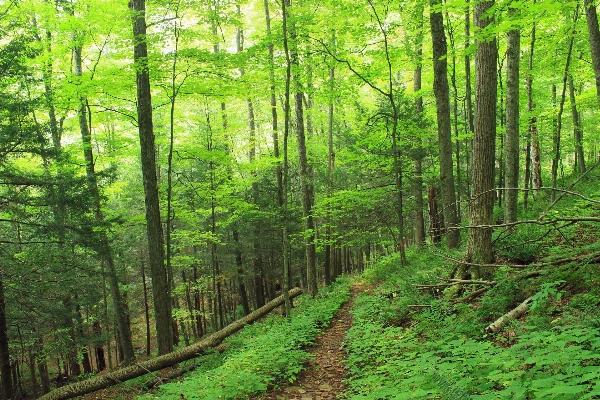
[130,0,173,355]
[73,42,135,366]
[585,0,600,107]
[504,8,520,225]
[464,1,497,275]
[0,277,13,400]
[552,6,578,199]
[428,186,443,244]
[430,0,461,249]
[524,19,537,209]
[413,4,426,247]
[568,75,586,173]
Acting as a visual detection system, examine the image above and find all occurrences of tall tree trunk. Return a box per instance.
[287,0,317,296]
[281,0,294,315]
[464,1,497,275]
[464,0,475,160]
[0,276,13,400]
[130,0,173,355]
[446,7,462,222]
[568,75,586,173]
[166,11,182,349]
[552,6,578,199]
[413,4,426,247]
[524,19,537,210]
[326,53,335,284]
[429,0,461,249]
[504,7,520,225]
[73,41,135,366]
[585,0,600,107]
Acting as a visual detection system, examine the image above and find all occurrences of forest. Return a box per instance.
[1,0,600,398]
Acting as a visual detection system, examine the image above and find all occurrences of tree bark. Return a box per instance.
[73,41,136,365]
[504,7,520,225]
[0,276,13,400]
[552,6,578,199]
[38,288,303,400]
[287,0,317,296]
[568,75,586,173]
[413,5,426,247]
[464,1,497,274]
[430,0,461,249]
[524,19,538,209]
[130,0,173,355]
[585,0,600,107]
[484,297,532,334]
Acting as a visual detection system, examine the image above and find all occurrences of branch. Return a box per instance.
[484,297,532,334]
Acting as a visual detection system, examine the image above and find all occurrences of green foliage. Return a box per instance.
[141,278,351,399]
[344,253,600,399]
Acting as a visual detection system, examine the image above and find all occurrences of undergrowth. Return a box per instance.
[139,277,351,400]
[344,250,600,399]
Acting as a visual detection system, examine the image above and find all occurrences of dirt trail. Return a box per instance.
[252,283,361,400]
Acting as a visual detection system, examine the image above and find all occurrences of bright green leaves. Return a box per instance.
[143,278,351,399]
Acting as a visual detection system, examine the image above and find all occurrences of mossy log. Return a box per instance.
[38,287,303,400]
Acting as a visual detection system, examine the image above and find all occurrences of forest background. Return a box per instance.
[1,0,600,398]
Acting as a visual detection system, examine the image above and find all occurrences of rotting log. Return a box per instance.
[484,296,532,334]
[38,288,304,400]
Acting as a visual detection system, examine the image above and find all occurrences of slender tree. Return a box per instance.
[504,5,520,225]
[429,0,461,249]
[130,0,173,355]
[72,35,135,365]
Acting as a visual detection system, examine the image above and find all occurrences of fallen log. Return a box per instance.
[144,343,229,390]
[484,296,532,334]
[38,287,304,400]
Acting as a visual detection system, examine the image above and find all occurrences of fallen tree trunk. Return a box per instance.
[39,288,304,400]
[484,296,532,334]
[144,343,229,390]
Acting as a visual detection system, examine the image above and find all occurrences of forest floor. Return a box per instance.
[250,282,363,400]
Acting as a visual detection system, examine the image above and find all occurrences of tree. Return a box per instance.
[584,0,600,107]
[464,0,497,274]
[504,5,520,225]
[430,0,461,249]
[130,0,173,355]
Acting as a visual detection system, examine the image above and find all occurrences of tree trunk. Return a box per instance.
[73,41,136,366]
[413,5,426,247]
[552,6,578,199]
[585,0,600,107]
[504,8,520,225]
[281,0,294,316]
[464,1,497,275]
[568,75,586,173]
[429,0,461,249]
[233,229,251,316]
[326,59,335,284]
[287,1,317,296]
[37,289,304,400]
[0,277,13,400]
[130,0,173,355]
[524,19,537,209]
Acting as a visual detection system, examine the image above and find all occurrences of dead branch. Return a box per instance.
[451,287,489,304]
[484,297,532,334]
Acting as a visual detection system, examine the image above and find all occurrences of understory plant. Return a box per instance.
[344,251,600,399]
[139,277,351,400]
